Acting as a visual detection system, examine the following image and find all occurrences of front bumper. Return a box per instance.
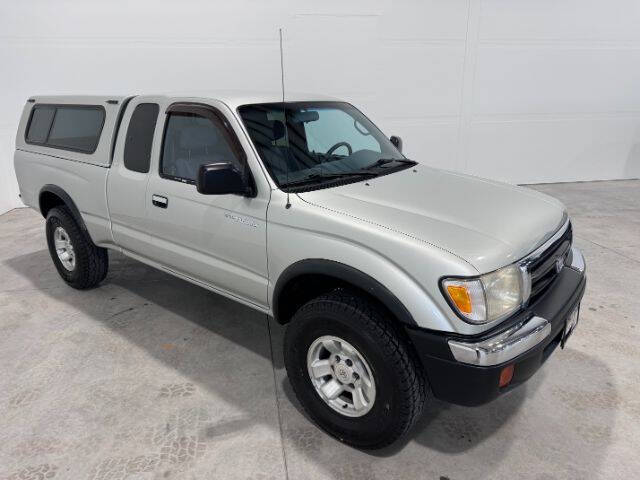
[406,248,586,406]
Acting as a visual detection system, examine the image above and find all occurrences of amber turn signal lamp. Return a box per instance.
[499,364,515,388]
[446,285,473,314]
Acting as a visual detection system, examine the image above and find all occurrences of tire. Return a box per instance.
[284,289,427,449]
[45,206,108,289]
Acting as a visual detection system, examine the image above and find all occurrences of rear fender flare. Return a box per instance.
[39,184,88,233]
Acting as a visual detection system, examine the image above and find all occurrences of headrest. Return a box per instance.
[272,120,285,141]
[179,125,218,149]
[243,116,286,144]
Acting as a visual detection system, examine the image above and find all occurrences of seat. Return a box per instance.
[241,114,293,178]
[171,125,217,180]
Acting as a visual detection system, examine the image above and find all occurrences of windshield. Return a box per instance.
[238,101,407,189]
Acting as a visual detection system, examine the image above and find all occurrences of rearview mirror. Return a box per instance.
[196,163,253,196]
[291,110,319,123]
[390,135,403,153]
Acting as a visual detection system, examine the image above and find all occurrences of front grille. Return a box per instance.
[527,222,572,304]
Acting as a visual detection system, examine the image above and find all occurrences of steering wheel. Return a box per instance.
[325,141,353,157]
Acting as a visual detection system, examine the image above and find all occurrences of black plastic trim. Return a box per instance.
[196,163,252,196]
[273,259,416,326]
[284,163,416,194]
[38,185,88,233]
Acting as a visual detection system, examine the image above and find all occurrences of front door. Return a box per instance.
[145,101,270,308]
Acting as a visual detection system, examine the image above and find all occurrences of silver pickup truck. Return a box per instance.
[14,92,586,449]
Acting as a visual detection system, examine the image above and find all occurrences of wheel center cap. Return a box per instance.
[335,364,351,383]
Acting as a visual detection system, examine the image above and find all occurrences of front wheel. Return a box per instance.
[284,290,427,449]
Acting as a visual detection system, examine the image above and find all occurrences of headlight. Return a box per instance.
[442,264,527,324]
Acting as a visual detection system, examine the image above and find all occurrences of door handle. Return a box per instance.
[152,195,168,208]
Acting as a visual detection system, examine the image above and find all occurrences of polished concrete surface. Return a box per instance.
[0,180,638,479]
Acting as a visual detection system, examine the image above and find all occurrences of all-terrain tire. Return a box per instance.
[284,289,428,449]
[45,206,108,289]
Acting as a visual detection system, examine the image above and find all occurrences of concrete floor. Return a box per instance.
[0,180,639,480]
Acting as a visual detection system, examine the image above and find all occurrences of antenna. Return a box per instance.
[279,28,292,209]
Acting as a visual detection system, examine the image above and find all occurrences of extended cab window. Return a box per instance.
[124,103,159,173]
[161,112,243,183]
[26,104,105,153]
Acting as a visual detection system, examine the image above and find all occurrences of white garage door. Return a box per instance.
[1,0,639,214]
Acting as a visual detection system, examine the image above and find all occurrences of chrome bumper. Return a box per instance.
[448,316,551,366]
[449,246,585,367]
[569,245,585,273]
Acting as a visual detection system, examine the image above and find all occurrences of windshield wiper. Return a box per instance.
[281,171,377,188]
[361,158,416,170]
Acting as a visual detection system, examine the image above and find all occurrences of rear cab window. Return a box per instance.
[25,104,105,153]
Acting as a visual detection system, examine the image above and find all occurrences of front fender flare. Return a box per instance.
[272,259,416,326]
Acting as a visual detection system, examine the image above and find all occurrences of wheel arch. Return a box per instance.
[272,259,416,327]
[39,185,88,233]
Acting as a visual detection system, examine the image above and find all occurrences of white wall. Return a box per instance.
[2,0,640,215]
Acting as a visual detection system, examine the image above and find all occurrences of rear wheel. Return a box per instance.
[45,206,108,289]
[284,290,427,449]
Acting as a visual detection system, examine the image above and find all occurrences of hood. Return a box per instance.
[296,165,566,273]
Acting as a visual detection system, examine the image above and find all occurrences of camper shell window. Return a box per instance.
[25,104,106,154]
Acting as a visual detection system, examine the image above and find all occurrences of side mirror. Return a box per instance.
[196,163,253,196]
[390,135,403,153]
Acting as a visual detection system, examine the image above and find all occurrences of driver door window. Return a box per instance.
[161,112,243,183]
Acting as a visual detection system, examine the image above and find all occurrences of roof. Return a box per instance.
[27,91,343,111]
[26,95,129,105]
[161,90,342,110]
